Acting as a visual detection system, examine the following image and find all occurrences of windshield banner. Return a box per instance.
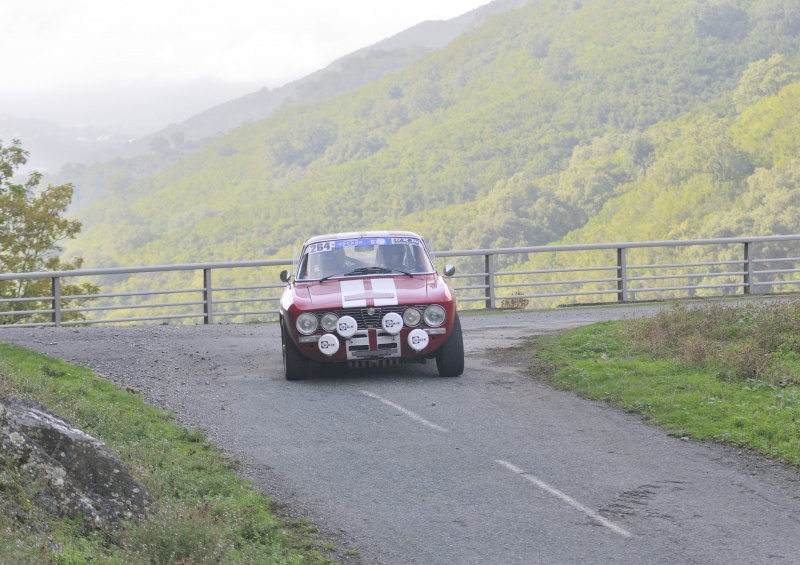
[307,237,421,254]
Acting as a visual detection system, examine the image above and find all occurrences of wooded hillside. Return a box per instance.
[62,0,800,280]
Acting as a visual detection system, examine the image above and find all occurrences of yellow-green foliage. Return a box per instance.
[58,0,800,311]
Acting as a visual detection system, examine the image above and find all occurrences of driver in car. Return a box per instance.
[316,247,345,278]
[379,244,407,271]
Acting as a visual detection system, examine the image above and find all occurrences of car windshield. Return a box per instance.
[296,237,435,281]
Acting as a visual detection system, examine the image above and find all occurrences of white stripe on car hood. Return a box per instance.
[370,278,398,306]
[341,280,367,308]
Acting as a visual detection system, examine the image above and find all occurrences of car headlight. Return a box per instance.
[403,307,422,327]
[423,304,446,327]
[295,312,318,335]
[320,312,339,332]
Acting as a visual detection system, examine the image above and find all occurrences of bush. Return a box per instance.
[623,299,800,385]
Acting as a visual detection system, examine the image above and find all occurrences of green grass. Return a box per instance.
[530,300,800,467]
[0,344,338,565]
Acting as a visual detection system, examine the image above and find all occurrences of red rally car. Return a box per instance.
[279,231,464,380]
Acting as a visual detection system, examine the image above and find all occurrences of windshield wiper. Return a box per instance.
[319,266,414,282]
[389,269,414,277]
[347,267,391,275]
[354,266,416,277]
[319,268,384,282]
[318,271,352,282]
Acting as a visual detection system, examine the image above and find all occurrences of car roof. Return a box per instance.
[302,231,425,246]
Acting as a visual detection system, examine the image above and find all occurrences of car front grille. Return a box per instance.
[317,306,424,330]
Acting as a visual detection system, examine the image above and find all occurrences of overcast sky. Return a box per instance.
[2,1,490,93]
[1,1,496,170]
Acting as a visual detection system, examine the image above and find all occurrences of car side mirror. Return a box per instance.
[443,264,456,277]
[280,270,292,283]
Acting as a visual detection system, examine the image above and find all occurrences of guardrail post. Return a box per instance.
[52,276,62,327]
[203,268,213,324]
[617,247,628,302]
[485,254,496,309]
[743,242,754,295]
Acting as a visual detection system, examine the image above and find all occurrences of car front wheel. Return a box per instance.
[282,323,309,380]
[436,314,464,377]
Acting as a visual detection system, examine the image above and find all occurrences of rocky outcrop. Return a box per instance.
[0,397,151,528]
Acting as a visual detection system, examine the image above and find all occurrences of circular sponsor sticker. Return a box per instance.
[382,312,403,335]
[336,316,358,338]
[407,328,429,352]
[318,334,340,356]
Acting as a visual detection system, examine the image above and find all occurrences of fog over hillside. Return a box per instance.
[0,0,508,174]
[0,79,264,135]
[0,79,262,174]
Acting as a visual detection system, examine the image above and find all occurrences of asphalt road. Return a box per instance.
[2,305,800,564]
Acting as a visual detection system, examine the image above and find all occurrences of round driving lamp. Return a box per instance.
[320,312,339,332]
[336,315,358,338]
[423,304,446,327]
[295,312,318,335]
[382,312,403,335]
[403,307,422,327]
[318,334,340,356]
[408,328,430,351]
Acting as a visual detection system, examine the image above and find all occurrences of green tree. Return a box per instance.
[733,55,800,112]
[0,139,98,325]
[646,117,753,186]
[687,0,749,40]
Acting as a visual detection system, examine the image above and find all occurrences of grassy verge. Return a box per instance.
[529,300,800,468]
[0,343,339,564]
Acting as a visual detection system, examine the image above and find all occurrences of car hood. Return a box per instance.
[293,275,444,310]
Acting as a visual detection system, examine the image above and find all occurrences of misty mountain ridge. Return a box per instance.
[121,0,526,161]
[4,0,522,176]
[0,78,265,173]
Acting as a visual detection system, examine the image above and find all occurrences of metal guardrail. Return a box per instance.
[0,260,291,328]
[435,235,800,308]
[2,235,800,327]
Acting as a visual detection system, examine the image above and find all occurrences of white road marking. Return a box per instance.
[470,324,532,329]
[496,460,632,538]
[360,390,449,433]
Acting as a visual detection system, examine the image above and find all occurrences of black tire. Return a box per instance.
[436,314,464,377]
[282,323,309,380]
